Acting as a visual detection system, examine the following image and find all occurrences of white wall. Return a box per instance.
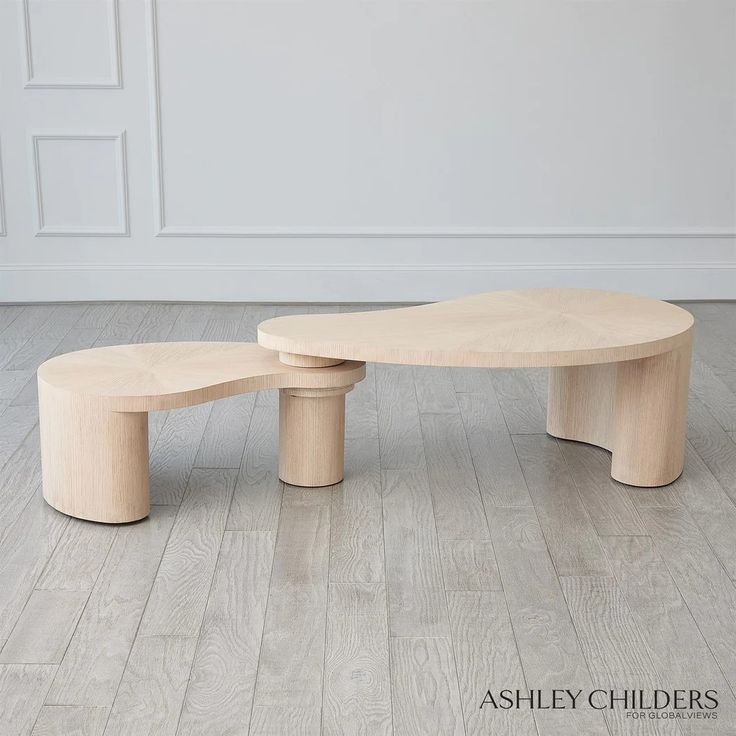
[0,0,734,302]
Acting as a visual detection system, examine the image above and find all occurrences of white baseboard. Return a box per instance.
[1,262,735,302]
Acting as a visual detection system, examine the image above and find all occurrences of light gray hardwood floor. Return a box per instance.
[1,300,736,735]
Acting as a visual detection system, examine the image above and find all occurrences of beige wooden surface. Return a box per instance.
[258,288,694,367]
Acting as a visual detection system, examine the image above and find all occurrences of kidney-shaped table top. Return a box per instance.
[257,288,694,368]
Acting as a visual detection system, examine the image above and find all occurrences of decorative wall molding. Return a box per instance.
[145,0,735,240]
[30,131,130,236]
[2,261,734,302]
[22,0,122,89]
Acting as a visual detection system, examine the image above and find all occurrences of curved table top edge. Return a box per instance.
[37,342,366,412]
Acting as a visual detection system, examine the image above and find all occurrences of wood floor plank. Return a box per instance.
[0,370,33,402]
[513,434,610,576]
[254,493,330,708]
[12,327,103,406]
[194,393,254,469]
[227,405,283,531]
[73,303,119,330]
[488,506,609,735]
[376,364,425,471]
[140,469,235,637]
[0,589,87,664]
[632,444,736,579]
[641,506,736,691]
[687,398,736,503]
[104,635,197,736]
[440,539,501,591]
[47,506,176,707]
[128,304,182,344]
[0,405,36,470]
[178,531,274,736]
[36,518,117,592]
[382,469,449,638]
[0,306,57,340]
[601,535,736,734]
[419,412,489,540]
[413,366,459,414]
[322,583,392,736]
[560,575,676,735]
[236,305,278,342]
[165,305,212,342]
[558,439,647,536]
[390,637,464,736]
[0,664,56,736]
[447,591,537,736]
[329,438,384,584]
[93,304,151,347]
[31,706,108,736]
[3,338,62,371]
[691,357,736,433]
[457,392,533,508]
[34,305,88,340]
[149,403,212,505]
[0,426,42,537]
[0,494,68,645]
[249,706,321,736]
[346,363,379,440]
[490,369,547,434]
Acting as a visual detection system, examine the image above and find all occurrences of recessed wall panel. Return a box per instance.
[151,0,736,235]
[32,134,128,236]
[23,0,120,88]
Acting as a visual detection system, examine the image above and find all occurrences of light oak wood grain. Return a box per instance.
[390,637,464,736]
[38,342,364,520]
[259,288,694,367]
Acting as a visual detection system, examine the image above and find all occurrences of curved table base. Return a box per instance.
[546,338,692,487]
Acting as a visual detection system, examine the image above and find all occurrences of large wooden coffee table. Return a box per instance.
[259,288,694,488]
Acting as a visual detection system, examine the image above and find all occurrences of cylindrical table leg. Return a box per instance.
[39,380,149,523]
[279,386,352,487]
[610,336,692,487]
